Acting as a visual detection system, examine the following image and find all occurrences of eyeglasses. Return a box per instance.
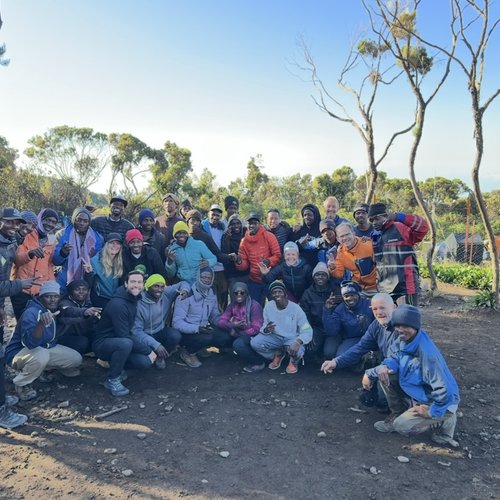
[234,291,246,296]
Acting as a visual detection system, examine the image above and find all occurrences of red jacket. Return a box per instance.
[236,226,281,283]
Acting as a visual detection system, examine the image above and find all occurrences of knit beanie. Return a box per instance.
[269,280,286,293]
[283,241,299,255]
[39,280,61,296]
[67,279,89,293]
[352,202,369,217]
[313,262,329,276]
[106,232,122,243]
[185,209,202,222]
[145,273,166,290]
[391,304,421,331]
[40,208,59,222]
[368,203,387,218]
[20,210,38,224]
[173,221,189,236]
[162,193,180,205]
[319,219,336,233]
[71,207,92,225]
[341,280,361,296]
[138,208,155,225]
[224,195,239,210]
[125,228,144,244]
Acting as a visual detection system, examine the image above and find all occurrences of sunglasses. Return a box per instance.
[234,290,246,296]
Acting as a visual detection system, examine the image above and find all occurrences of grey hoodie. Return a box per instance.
[132,281,190,350]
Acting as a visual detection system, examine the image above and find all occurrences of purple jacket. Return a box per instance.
[217,300,263,337]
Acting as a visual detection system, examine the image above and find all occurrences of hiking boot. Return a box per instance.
[15,384,37,401]
[59,367,81,378]
[268,352,285,370]
[0,404,28,429]
[5,395,19,406]
[431,433,459,448]
[155,358,167,369]
[374,413,398,433]
[243,362,265,373]
[285,360,299,374]
[180,349,202,368]
[103,377,130,397]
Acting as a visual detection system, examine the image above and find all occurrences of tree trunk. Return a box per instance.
[407,105,438,293]
[365,130,377,204]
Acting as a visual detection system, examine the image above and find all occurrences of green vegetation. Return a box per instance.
[419,262,493,290]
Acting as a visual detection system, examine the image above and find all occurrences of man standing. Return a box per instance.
[91,195,134,241]
[251,281,312,374]
[352,202,373,237]
[363,305,460,447]
[368,203,429,305]
[155,193,183,244]
[323,196,348,225]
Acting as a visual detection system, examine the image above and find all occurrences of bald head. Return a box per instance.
[371,293,396,325]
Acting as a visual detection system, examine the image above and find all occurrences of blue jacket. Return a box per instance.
[368,329,460,418]
[323,297,374,341]
[5,297,58,364]
[53,225,104,294]
[165,237,216,284]
[335,319,399,369]
[87,251,121,301]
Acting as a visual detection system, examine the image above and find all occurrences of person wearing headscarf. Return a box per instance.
[262,241,312,302]
[11,208,60,319]
[53,207,104,296]
[217,281,265,372]
[15,210,38,245]
[292,203,322,267]
[5,280,83,402]
[172,267,232,368]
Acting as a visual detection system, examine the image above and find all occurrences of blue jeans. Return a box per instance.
[232,335,266,365]
[250,333,305,362]
[181,328,233,354]
[247,280,268,307]
[153,327,182,355]
[323,336,360,360]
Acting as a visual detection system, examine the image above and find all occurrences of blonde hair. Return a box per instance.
[101,241,123,279]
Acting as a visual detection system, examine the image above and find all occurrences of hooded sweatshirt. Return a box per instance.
[122,245,167,280]
[292,203,322,267]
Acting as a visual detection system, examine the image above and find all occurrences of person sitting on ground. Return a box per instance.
[85,232,124,310]
[123,228,167,280]
[299,262,341,360]
[155,193,183,244]
[172,267,232,368]
[5,281,83,402]
[221,214,248,289]
[293,203,322,267]
[250,281,313,375]
[217,282,265,373]
[369,202,429,305]
[323,196,348,226]
[261,241,312,302]
[11,207,60,320]
[136,208,167,263]
[363,304,460,447]
[92,270,154,397]
[322,281,374,363]
[58,279,102,355]
[352,202,373,238]
[321,293,399,411]
[165,221,217,284]
[265,208,292,253]
[53,207,104,296]
[132,274,190,369]
[91,195,134,241]
[235,213,282,305]
[329,222,377,295]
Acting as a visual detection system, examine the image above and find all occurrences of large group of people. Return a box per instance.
[0,194,460,448]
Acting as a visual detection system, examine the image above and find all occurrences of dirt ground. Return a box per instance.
[1,287,499,500]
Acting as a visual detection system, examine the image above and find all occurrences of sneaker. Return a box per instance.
[374,413,398,433]
[431,433,459,448]
[155,358,167,369]
[5,395,19,406]
[268,352,285,370]
[243,362,265,373]
[15,384,37,402]
[180,349,202,368]
[118,370,128,382]
[103,377,130,397]
[0,404,28,429]
[285,360,298,374]
[96,358,110,369]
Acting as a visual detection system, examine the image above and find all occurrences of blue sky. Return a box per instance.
[1,0,499,193]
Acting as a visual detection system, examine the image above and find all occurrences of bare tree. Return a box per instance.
[364,0,457,293]
[298,33,415,203]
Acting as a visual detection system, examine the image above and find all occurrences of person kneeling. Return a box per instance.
[363,304,460,447]
[5,281,82,401]
[251,281,312,374]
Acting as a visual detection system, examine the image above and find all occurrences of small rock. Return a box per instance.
[369,466,379,475]
[457,411,463,418]
[438,461,451,467]
[200,399,208,403]
[280,401,287,407]
[110,459,118,466]
[280,422,287,429]
[355,419,362,424]
[478,399,487,404]
[136,433,147,440]
[268,379,276,385]
[37,441,48,448]
[219,451,230,458]
[493,415,500,422]
[121,469,133,477]
[317,431,327,438]
[201,479,208,484]
[397,456,410,463]
[104,448,117,454]
[57,400,70,408]
[96,459,102,464]
[139,403,146,409]
[30,431,39,437]
[84,407,90,412]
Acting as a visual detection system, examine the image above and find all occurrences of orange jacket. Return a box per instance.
[330,237,377,291]
[236,225,282,283]
[13,231,56,296]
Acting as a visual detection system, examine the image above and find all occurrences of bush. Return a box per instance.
[419,262,492,290]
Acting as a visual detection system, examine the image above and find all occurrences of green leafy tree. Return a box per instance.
[0,135,18,171]
[151,141,190,195]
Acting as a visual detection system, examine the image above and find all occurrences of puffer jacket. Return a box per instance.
[263,260,312,301]
[323,297,374,340]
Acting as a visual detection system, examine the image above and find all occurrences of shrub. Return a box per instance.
[419,262,492,290]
